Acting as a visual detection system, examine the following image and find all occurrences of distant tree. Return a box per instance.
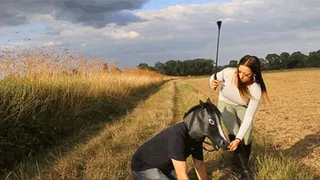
[265,53,280,70]
[190,58,214,75]
[259,58,270,70]
[164,60,177,76]
[279,52,290,69]
[184,60,196,75]
[228,60,238,67]
[309,50,320,67]
[203,59,214,75]
[137,49,320,76]
[148,66,157,71]
[154,61,166,74]
[288,51,308,68]
[176,60,184,76]
[137,63,150,69]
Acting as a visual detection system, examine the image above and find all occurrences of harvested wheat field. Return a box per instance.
[254,69,320,174]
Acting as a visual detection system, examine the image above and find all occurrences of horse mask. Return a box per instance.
[183,98,229,150]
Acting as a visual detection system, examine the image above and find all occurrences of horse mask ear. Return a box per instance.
[206,98,212,105]
[199,100,204,108]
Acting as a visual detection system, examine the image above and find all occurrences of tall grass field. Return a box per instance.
[0,48,166,178]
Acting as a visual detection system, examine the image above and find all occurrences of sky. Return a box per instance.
[0,0,320,68]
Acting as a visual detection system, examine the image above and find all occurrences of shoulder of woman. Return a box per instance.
[249,83,262,99]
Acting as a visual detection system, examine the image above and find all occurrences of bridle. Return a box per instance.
[202,140,218,152]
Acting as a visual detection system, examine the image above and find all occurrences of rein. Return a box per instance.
[202,140,218,152]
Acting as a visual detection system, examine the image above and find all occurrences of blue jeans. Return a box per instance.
[132,168,177,180]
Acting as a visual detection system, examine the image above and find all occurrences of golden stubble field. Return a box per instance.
[183,69,320,175]
[255,69,320,175]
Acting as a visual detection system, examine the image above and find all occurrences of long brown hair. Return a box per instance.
[235,55,269,103]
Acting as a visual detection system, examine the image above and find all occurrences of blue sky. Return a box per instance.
[142,0,226,10]
[0,0,320,68]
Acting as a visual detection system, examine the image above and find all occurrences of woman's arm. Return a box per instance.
[229,97,260,151]
[209,68,227,86]
[236,86,262,141]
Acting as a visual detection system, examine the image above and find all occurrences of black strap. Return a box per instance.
[202,140,217,152]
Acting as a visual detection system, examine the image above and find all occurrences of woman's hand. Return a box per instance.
[228,139,241,151]
[210,80,220,89]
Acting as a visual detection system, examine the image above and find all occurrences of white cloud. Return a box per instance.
[103,29,141,39]
[43,41,62,46]
[222,18,236,23]
[43,42,54,46]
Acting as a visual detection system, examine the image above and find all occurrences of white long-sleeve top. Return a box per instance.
[209,68,262,140]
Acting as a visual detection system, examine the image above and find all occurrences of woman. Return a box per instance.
[209,55,269,179]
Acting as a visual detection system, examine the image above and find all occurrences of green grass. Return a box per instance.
[252,136,317,180]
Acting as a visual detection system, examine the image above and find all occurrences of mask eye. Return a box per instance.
[208,119,215,125]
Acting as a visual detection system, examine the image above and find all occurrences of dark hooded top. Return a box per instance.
[131,122,203,173]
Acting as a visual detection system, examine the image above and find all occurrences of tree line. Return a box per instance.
[137,50,320,76]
